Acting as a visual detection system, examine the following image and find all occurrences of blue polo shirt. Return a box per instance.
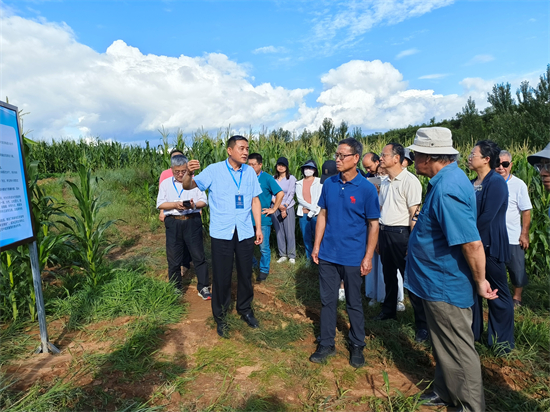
[318,171,380,266]
[194,160,262,241]
[404,162,480,309]
[256,171,282,226]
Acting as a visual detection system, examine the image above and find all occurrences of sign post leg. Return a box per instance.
[29,241,60,354]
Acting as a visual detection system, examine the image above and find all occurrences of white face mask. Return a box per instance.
[304,168,315,177]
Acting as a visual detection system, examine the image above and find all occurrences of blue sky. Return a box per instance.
[0,0,548,144]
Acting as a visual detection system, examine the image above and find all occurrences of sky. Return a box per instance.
[0,0,548,145]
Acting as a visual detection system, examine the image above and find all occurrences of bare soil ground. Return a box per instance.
[3,224,547,411]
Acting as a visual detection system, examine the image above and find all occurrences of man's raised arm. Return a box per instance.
[182,159,200,190]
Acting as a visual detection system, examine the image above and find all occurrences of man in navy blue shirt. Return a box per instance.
[311,138,380,368]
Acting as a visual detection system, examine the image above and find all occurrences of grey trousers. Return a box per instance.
[271,207,296,259]
[422,300,486,412]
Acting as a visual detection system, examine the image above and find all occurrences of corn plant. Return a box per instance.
[60,164,118,285]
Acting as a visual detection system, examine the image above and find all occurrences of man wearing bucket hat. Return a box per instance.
[404,127,498,411]
[528,142,550,210]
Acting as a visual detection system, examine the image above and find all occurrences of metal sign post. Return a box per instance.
[29,241,60,354]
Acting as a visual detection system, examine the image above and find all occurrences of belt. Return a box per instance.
[167,213,201,221]
[380,224,409,233]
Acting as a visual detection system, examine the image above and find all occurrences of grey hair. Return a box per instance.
[171,155,188,167]
[500,150,512,160]
[338,138,363,159]
[428,154,459,163]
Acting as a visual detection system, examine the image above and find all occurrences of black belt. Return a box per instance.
[167,213,201,221]
[380,224,409,233]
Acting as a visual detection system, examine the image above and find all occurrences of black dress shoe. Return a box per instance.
[419,391,451,407]
[216,322,228,338]
[415,328,429,343]
[256,272,268,282]
[373,312,397,321]
[241,313,259,328]
[309,344,336,363]
[348,344,365,368]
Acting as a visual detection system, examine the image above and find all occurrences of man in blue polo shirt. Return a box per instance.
[405,127,498,411]
[248,153,283,282]
[311,138,380,368]
[182,136,263,338]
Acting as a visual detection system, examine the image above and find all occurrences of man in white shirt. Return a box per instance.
[373,143,428,343]
[157,155,211,300]
[495,150,532,308]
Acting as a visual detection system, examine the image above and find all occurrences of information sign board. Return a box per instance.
[0,101,36,251]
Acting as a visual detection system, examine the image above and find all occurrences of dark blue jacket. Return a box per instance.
[472,169,510,263]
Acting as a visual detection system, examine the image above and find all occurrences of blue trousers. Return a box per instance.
[299,215,317,261]
[471,255,515,352]
[318,259,365,347]
[252,225,272,274]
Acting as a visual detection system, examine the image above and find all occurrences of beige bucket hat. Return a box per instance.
[407,127,459,155]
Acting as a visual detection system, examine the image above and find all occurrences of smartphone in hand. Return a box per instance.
[182,200,192,208]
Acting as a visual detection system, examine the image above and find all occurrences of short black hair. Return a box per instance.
[364,152,380,163]
[170,148,184,156]
[388,142,405,164]
[475,140,501,169]
[248,153,262,164]
[227,135,248,148]
[338,138,363,159]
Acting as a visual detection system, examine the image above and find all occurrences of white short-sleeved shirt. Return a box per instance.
[379,169,422,227]
[505,175,532,244]
[156,177,207,216]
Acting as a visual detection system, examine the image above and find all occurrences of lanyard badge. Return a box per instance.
[226,160,245,209]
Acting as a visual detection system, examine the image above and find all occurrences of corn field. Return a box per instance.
[1,127,549,324]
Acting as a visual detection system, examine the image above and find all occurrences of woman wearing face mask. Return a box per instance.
[296,160,322,265]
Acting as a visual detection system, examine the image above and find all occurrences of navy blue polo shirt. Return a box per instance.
[318,171,380,266]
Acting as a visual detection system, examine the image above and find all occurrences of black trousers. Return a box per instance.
[318,259,365,347]
[471,254,515,352]
[379,228,427,330]
[165,215,209,292]
[210,230,255,324]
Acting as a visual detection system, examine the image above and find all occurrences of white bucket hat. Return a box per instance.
[407,127,459,155]
[527,142,550,165]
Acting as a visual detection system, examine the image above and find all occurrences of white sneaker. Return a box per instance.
[396,301,406,312]
[277,257,288,263]
[338,288,346,301]
[368,300,376,307]
[289,258,296,264]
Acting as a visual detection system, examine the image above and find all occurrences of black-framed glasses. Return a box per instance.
[534,163,550,173]
[498,161,511,168]
[334,153,356,161]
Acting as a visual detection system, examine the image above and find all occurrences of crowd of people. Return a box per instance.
[156,129,550,412]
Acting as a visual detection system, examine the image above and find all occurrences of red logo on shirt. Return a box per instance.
[350,196,356,204]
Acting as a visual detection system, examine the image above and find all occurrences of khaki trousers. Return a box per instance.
[422,300,486,412]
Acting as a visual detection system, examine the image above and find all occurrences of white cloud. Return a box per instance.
[396,48,419,59]
[282,60,538,133]
[465,54,495,65]
[307,0,454,55]
[252,45,287,54]
[419,73,450,79]
[1,15,312,141]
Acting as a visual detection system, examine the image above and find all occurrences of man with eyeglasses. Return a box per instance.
[528,142,550,212]
[310,138,380,368]
[404,127,497,411]
[373,143,428,343]
[495,150,532,308]
[157,155,211,300]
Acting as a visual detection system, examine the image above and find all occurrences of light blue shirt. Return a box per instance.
[194,160,262,241]
[404,162,480,308]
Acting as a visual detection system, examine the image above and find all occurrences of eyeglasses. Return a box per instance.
[498,161,511,168]
[334,153,356,161]
[173,170,187,175]
[468,153,484,159]
[534,163,550,173]
[379,152,393,158]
